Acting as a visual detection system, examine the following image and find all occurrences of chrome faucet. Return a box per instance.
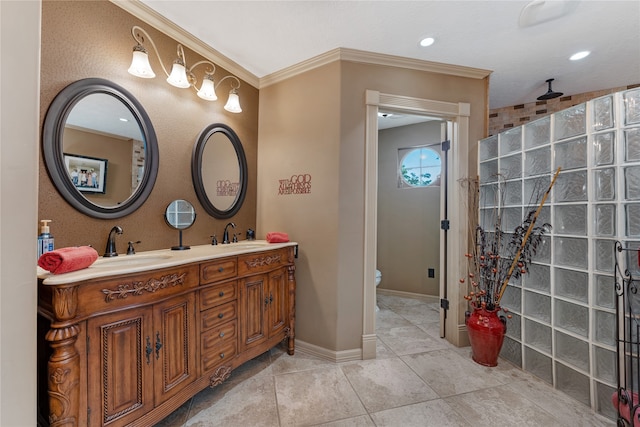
[103,226,123,257]
[222,222,236,244]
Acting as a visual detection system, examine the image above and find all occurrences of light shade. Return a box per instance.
[128,47,155,78]
[224,88,242,113]
[166,61,190,88]
[197,74,218,101]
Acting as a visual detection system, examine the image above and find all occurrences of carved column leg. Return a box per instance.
[46,325,80,427]
[287,264,296,355]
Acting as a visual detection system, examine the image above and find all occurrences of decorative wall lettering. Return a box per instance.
[278,174,311,195]
[216,180,239,197]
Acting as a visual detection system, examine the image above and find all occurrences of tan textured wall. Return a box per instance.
[259,60,487,352]
[377,121,442,296]
[257,62,342,351]
[489,83,640,136]
[39,1,258,252]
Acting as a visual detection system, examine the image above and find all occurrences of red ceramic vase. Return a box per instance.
[465,306,507,367]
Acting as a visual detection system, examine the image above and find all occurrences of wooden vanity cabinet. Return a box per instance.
[38,245,296,427]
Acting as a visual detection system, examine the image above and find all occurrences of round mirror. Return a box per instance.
[42,78,159,219]
[192,123,247,219]
[164,199,196,250]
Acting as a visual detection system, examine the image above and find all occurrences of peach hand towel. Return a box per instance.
[38,246,99,274]
[266,232,289,243]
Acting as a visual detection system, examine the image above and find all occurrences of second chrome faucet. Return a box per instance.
[222,222,236,244]
[103,226,123,257]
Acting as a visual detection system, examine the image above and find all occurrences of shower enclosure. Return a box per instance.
[478,87,640,420]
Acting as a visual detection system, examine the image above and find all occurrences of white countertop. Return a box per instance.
[38,240,298,285]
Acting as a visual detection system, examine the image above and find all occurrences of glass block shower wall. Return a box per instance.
[478,88,640,420]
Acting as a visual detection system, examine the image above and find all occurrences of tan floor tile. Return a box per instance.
[402,349,507,397]
[341,357,438,412]
[275,366,366,426]
[377,325,450,356]
[444,386,559,426]
[186,376,279,427]
[370,399,472,426]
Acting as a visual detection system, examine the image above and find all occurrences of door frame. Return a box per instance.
[363,90,471,358]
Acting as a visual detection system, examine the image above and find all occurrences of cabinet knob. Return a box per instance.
[220,353,225,359]
[218,267,224,273]
[219,331,225,338]
[218,313,224,319]
[219,291,225,297]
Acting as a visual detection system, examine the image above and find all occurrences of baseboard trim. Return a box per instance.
[376,288,439,304]
[295,340,363,363]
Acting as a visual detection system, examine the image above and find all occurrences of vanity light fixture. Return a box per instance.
[127,25,242,113]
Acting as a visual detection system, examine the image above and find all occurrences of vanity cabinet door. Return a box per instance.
[86,293,196,426]
[152,292,197,405]
[239,274,267,350]
[239,267,289,351]
[267,267,288,338]
[86,307,155,427]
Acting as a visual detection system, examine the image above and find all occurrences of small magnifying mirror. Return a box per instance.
[164,199,196,250]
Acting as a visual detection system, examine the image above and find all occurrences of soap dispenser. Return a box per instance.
[37,219,55,259]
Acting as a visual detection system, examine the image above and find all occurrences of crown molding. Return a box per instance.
[260,47,492,88]
[110,0,259,89]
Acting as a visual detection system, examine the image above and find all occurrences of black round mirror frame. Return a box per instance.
[191,123,248,219]
[42,78,159,219]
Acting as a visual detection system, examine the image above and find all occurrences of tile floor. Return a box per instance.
[155,294,615,426]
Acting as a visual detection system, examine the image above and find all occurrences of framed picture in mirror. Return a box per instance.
[64,153,108,194]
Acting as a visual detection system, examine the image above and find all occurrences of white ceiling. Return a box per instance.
[139,0,640,110]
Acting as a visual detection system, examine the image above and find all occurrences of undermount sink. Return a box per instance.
[92,254,172,268]
[218,242,271,250]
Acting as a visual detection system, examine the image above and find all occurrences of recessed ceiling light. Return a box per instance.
[570,51,590,61]
[419,37,435,47]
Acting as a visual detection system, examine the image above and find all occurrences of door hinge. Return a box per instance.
[87,407,91,427]
[86,336,89,355]
[440,219,450,230]
[440,298,449,310]
[441,140,451,152]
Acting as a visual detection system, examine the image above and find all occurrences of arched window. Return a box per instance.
[398,146,441,188]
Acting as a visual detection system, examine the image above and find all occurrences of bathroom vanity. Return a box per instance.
[37,241,297,427]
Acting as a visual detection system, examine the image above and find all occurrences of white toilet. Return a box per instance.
[375,269,382,311]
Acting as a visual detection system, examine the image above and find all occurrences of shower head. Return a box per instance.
[537,78,563,100]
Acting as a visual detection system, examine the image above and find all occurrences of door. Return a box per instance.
[153,293,197,405]
[239,274,267,350]
[87,308,154,426]
[267,267,288,337]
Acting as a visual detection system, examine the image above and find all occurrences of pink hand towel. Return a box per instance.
[266,232,289,243]
[38,246,99,274]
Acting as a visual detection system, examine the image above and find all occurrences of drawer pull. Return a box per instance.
[219,331,225,338]
[218,267,224,273]
[155,332,163,360]
[145,336,152,365]
[218,313,224,319]
[220,353,225,359]
[219,291,225,297]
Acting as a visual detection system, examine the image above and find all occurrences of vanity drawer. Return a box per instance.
[201,340,237,373]
[201,319,237,352]
[237,247,291,276]
[200,257,238,285]
[200,258,237,284]
[201,300,237,331]
[200,281,237,310]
